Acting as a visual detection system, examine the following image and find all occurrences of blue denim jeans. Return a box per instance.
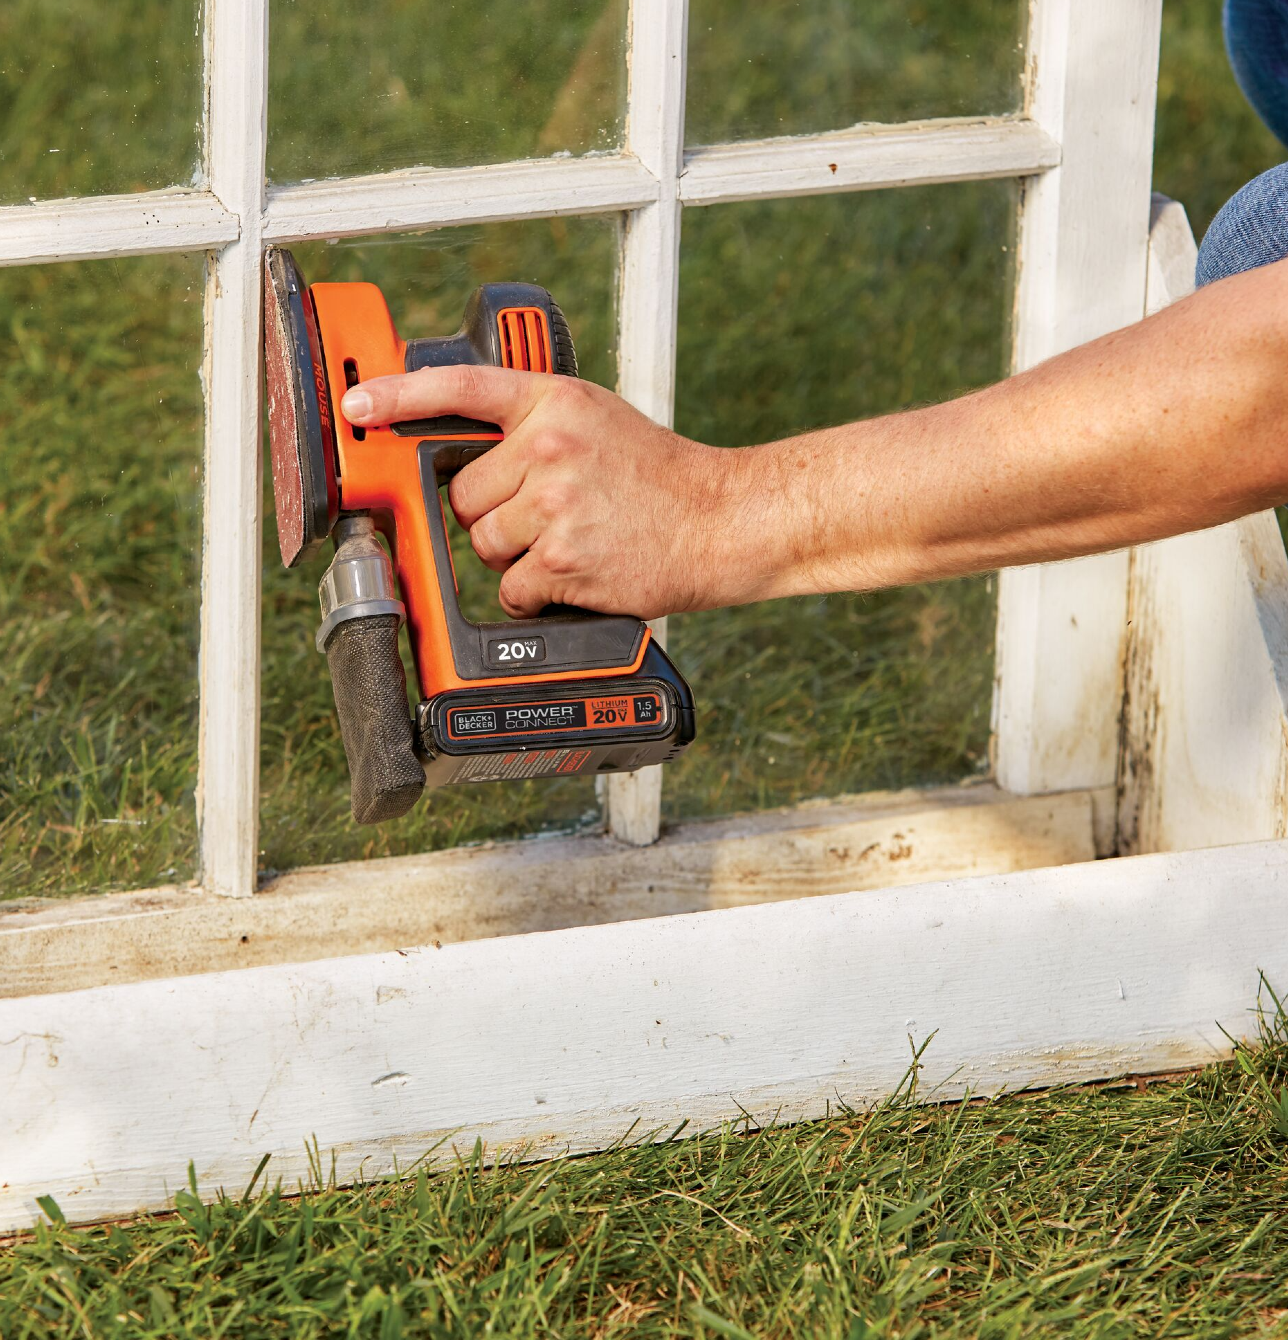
[1196,161,1288,286]
[1196,1,1288,285]
[1225,0,1288,145]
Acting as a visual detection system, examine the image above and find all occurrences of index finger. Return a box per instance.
[340,363,553,432]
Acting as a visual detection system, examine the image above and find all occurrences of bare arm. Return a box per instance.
[340,259,1288,620]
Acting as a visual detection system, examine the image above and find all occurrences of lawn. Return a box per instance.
[4,2,1288,1332]
[4,999,1288,1337]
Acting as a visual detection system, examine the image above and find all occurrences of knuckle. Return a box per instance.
[401,366,437,407]
[498,571,530,617]
[469,514,503,562]
[384,375,416,420]
[551,375,596,411]
[534,479,573,517]
[538,536,578,577]
[450,362,487,403]
[528,428,569,464]
[530,426,588,467]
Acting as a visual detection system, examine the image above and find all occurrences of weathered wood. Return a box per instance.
[0,783,1093,999]
[262,155,658,243]
[197,0,269,898]
[604,0,690,844]
[679,117,1059,206]
[994,0,1163,796]
[1143,194,1200,318]
[0,190,239,266]
[1120,518,1288,853]
[4,835,1282,1232]
[260,118,1058,245]
[0,119,1056,268]
[1119,196,1288,853]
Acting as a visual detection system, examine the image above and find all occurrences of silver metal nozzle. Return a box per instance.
[316,514,406,653]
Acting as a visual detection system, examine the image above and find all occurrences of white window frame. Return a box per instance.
[0,0,1066,896]
[12,0,1288,1232]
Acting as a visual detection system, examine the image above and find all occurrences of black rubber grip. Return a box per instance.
[549,300,578,377]
[323,615,425,824]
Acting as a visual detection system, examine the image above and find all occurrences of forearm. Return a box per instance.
[344,259,1288,620]
[729,258,1288,603]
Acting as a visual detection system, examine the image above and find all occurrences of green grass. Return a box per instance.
[4,0,1288,895]
[6,998,1288,1337]
[267,0,628,182]
[5,5,1288,1324]
[667,182,1012,819]
[0,0,202,204]
[686,0,1024,144]
[0,255,204,898]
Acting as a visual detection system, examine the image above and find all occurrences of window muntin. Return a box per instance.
[266,0,628,184]
[0,254,205,900]
[666,181,1015,819]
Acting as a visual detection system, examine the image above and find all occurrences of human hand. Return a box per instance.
[341,367,761,619]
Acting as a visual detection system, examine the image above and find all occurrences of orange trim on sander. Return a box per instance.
[308,282,649,698]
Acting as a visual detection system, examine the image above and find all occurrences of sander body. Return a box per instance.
[264,249,695,823]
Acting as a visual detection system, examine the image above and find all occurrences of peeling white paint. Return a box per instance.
[3,839,1286,1231]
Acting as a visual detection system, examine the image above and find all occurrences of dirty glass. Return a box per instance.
[259,215,619,874]
[268,0,627,184]
[667,181,1016,821]
[686,0,1026,146]
[0,255,205,900]
[0,0,202,205]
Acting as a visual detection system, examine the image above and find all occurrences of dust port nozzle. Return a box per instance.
[317,515,425,824]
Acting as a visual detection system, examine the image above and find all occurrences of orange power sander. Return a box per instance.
[263,249,695,824]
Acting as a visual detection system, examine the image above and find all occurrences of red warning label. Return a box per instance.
[557,748,592,774]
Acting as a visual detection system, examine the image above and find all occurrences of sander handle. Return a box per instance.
[428,440,496,485]
[418,439,644,676]
[424,440,599,622]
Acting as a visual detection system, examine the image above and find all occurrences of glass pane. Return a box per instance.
[686,0,1026,145]
[0,255,204,900]
[260,215,619,874]
[0,0,202,205]
[268,0,627,184]
[668,182,1015,821]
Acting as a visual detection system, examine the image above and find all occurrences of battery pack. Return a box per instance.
[416,642,695,787]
